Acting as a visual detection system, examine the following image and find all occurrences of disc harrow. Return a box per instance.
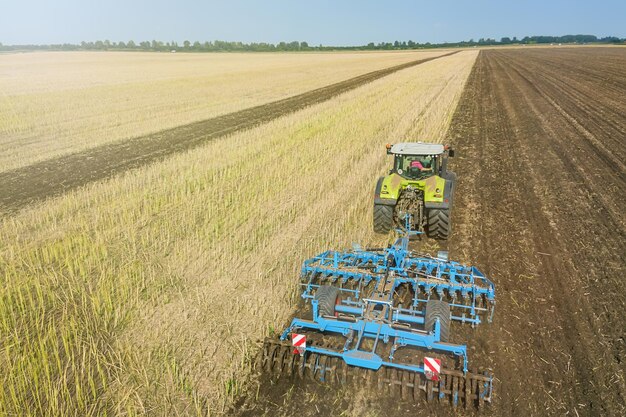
[261,216,496,409]
[259,339,492,408]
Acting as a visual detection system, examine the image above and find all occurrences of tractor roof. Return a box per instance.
[390,142,445,156]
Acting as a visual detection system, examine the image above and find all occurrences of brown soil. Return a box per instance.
[234,48,626,416]
[0,51,456,216]
[446,47,625,417]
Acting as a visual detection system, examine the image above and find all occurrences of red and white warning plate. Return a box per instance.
[291,333,306,355]
[424,357,441,381]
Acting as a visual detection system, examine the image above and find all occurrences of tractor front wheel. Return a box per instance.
[373,204,394,234]
[427,209,450,240]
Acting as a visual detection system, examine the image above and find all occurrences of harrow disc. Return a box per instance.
[258,338,492,408]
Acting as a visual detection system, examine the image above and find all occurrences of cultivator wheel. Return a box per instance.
[258,338,492,409]
[315,286,339,317]
[425,300,451,342]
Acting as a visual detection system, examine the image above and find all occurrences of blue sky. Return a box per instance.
[1,0,624,45]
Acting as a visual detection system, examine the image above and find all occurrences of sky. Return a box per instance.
[1,0,624,46]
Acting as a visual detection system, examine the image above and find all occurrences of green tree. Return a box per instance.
[183,40,191,49]
[152,40,166,50]
[127,40,136,48]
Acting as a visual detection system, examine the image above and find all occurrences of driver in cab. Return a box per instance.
[409,156,433,176]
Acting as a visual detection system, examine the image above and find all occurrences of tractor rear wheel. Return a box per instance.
[427,209,450,240]
[315,286,339,317]
[425,300,450,342]
[373,204,394,234]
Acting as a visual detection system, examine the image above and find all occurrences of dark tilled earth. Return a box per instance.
[233,48,626,416]
[0,51,456,216]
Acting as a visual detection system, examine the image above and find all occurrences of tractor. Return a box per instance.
[373,142,456,239]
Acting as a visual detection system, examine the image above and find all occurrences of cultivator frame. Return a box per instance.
[260,217,496,408]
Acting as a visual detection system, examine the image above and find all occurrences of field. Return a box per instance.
[0,51,454,214]
[0,50,476,416]
[0,47,624,417]
[0,50,446,171]
[447,48,625,417]
[234,47,626,417]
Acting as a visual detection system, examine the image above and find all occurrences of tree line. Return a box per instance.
[0,35,623,52]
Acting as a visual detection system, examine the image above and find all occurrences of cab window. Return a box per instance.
[394,155,438,179]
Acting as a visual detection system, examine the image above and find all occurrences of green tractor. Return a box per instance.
[373,142,456,239]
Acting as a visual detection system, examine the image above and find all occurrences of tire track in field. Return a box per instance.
[0,51,458,216]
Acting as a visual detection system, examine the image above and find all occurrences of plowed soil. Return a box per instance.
[445,47,625,417]
[236,48,626,416]
[0,51,455,215]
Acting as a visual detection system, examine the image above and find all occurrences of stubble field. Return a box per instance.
[0,49,476,416]
[0,50,446,171]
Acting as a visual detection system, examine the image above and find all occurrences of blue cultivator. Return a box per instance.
[259,218,496,408]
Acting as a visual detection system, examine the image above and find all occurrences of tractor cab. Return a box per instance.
[386,142,454,180]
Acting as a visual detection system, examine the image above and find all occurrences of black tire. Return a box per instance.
[425,300,450,342]
[314,286,339,317]
[427,209,451,240]
[373,204,394,234]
